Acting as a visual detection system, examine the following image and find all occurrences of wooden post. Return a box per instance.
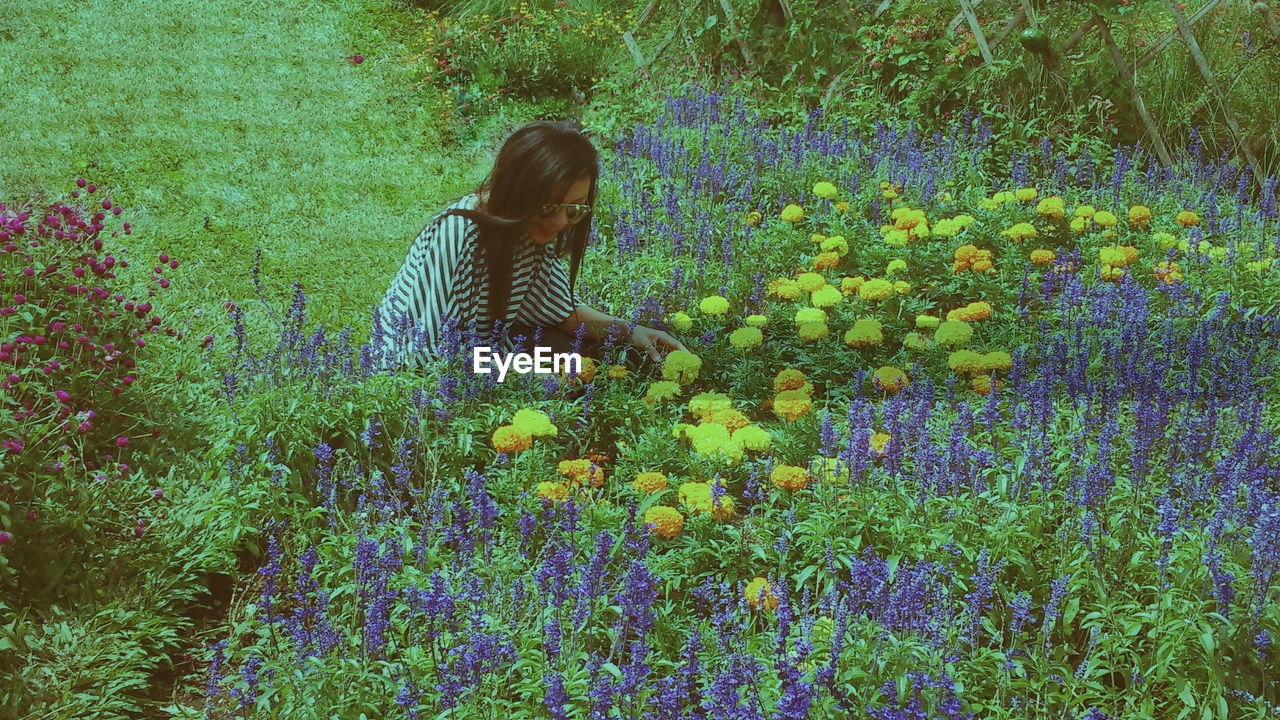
[1135,0,1223,70]
[872,0,896,21]
[958,0,995,65]
[718,0,757,68]
[1167,0,1266,188]
[1061,16,1097,55]
[1093,11,1175,168]
[949,0,985,33]
[1255,1,1280,39]
[990,7,1027,50]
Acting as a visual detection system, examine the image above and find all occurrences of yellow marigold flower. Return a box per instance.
[948,349,985,374]
[704,407,750,433]
[1069,216,1088,233]
[768,277,802,300]
[1030,249,1055,264]
[780,204,804,223]
[1208,246,1227,261]
[774,368,808,393]
[1153,231,1178,250]
[870,431,892,456]
[558,459,605,488]
[770,464,810,491]
[813,252,840,270]
[954,244,979,263]
[1074,205,1096,219]
[992,190,1016,204]
[644,380,681,403]
[1002,222,1037,241]
[633,472,668,494]
[820,235,849,256]
[745,314,768,328]
[835,201,850,213]
[916,315,940,329]
[1128,205,1152,227]
[643,506,684,539]
[813,181,838,199]
[844,318,884,347]
[796,272,826,293]
[893,208,925,231]
[700,295,730,315]
[1098,247,1128,267]
[840,276,866,296]
[932,218,960,237]
[1245,258,1273,273]
[662,350,702,385]
[689,391,733,418]
[886,259,908,275]
[536,481,569,502]
[608,364,628,379]
[883,229,910,247]
[729,326,764,349]
[893,280,911,295]
[809,234,828,246]
[798,322,829,341]
[679,481,735,520]
[772,389,812,421]
[859,278,894,302]
[731,424,771,452]
[1014,187,1038,202]
[512,408,557,437]
[873,366,909,394]
[811,285,843,309]
[935,320,974,347]
[743,210,763,226]
[1093,210,1118,227]
[976,197,1000,211]
[1153,260,1183,284]
[1176,210,1200,226]
[685,424,743,467]
[492,424,532,454]
[971,373,1000,395]
[903,331,933,350]
[981,351,1013,373]
[1035,196,1065,219]
[882,187,899,200]
[795,307,827,326]
[813,456,849,485]
[669,311,693,331]
[745,576,778,610]
[954,214,977,228]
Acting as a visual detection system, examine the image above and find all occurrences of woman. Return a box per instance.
[371,120,687,374]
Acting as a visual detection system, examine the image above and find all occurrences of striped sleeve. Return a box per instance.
[515,249,580,327]
[384,211,476,368]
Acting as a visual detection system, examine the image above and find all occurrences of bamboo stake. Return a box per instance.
[1166,0,1266,187]
[1093,11,1175,168]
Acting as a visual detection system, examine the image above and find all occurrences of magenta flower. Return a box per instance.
[54,390,71,404]
[116,436,129,447]
[0,531,11,544]
[348,54,365,64]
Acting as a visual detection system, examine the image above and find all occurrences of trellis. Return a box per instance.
[619,0,1280,187]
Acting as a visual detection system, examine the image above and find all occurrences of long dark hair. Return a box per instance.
[444,120,599,328]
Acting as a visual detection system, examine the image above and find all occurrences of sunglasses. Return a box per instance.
[535,202,593,224]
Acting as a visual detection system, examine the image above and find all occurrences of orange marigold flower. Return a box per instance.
[492,424,532,454]
[1030,249,1055,264]
[643,506,684,539]
[773,368,808,393]
[632,472,668,494]
[770,464,810,491]
[536,481,569,502]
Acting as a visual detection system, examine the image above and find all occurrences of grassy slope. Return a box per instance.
[1,0,542,347]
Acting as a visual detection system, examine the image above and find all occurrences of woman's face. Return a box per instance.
[525,176,592,245]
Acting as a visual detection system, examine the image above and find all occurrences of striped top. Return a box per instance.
[371,193,580,372]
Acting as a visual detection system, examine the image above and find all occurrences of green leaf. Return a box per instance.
[1178,680,1196,707]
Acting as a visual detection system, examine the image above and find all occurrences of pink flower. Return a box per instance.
[76,178,87,188]
[116,436,129,447]
[0,531,11,544]
[152,488,163,500]
[55,390,71,404]
[348,54,364,64]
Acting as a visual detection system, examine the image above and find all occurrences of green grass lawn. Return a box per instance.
[1,0,554,346]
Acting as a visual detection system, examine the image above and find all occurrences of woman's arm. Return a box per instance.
[559,304,688,361]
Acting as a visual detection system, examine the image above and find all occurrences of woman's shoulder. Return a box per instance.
[422,193,482,242]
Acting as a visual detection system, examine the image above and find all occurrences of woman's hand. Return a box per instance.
[628,325,688,362]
